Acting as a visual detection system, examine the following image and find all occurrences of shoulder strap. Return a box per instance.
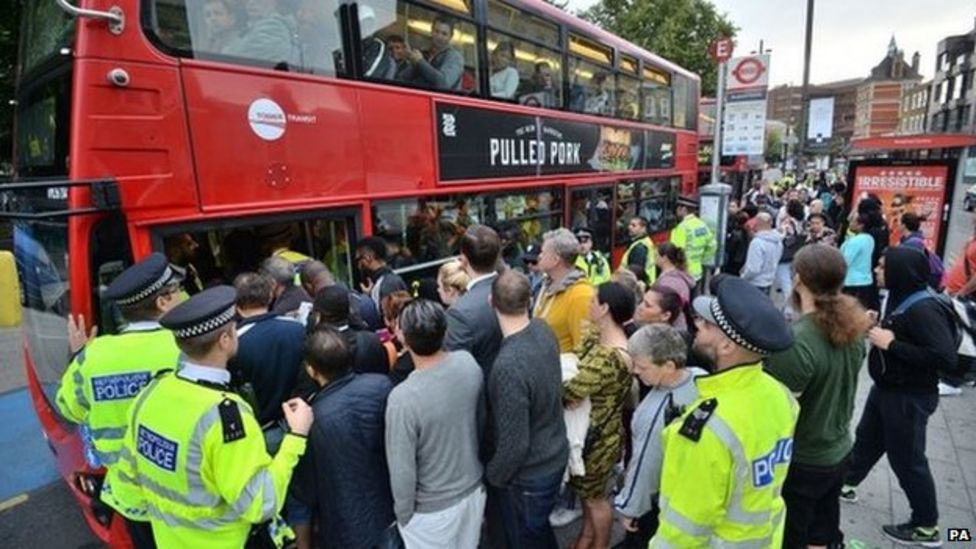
[893,289,935,317]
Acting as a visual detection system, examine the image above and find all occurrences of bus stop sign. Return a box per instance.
[710,38,734,63]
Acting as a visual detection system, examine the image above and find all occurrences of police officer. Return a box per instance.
[573,226,611,286]
[651,275,798,548]
[620,216,657,284]
[56,253,184,547]
[669,196,717,287]
[112,286,313,548]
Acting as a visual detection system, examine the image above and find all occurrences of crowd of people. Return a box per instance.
[53,174,976,549]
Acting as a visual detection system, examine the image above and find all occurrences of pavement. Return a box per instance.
[0,323,973,548]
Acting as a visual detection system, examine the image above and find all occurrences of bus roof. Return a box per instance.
[513,0,701,82]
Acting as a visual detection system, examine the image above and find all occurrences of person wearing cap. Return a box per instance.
[573,226,611,286]
[620,216,658,285]
[111,286,313,548]
[56,253,184,548]
[258,223,312,266]
[669,196,717,287]
[650,275,798,549]
[520,242,544,301]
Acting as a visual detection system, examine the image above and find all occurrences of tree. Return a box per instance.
[765,127,783,164]
[580,0,737,96]
[0,1,20,173]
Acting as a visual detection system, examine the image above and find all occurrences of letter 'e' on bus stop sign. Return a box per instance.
[710,37,734,64]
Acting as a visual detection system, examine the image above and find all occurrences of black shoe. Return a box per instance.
[882,522,942,547]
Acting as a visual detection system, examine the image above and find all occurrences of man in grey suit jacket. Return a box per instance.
[444,225,504,374]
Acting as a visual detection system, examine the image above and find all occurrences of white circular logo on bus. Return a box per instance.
[248,99,286,141]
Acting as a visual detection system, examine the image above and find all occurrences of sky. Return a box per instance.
[565,0,976,86]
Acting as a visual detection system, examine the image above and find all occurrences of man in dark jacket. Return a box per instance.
[292,327,395,549]
[356,236,407,317]
[842,246,957,546]
[311,285,389,375]
[444,224,503,373]
[262,255,313,321]
[228,272,306,428]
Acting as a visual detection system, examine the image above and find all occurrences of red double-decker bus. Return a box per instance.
[5,0,698,543]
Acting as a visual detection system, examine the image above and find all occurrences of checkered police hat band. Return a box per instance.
[116,267,175,306]
[710,299,765,355]
[173,306,237,339]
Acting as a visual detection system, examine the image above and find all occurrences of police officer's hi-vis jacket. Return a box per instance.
[651,363,799,548]
[55,323,181,468]
[669,214,717,282]
[106,367,306,548]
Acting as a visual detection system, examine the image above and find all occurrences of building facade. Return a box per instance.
[927,18,976,134]
[853,38,923,138]
[898,81,931,134]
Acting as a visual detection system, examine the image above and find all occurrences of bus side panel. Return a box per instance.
[676,131,699,196]
[180,68,367,211]
[357,88,436,195]
[72,59,199,216]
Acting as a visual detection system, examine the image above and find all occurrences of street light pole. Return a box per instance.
[711,61,726,185]
[799,0,815,167]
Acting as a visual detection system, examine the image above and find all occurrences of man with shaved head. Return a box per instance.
[740,212,783,295]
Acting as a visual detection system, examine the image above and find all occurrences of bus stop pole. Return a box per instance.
[711,61,726,185]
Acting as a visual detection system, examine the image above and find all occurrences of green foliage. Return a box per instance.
[0,1,20,173]
[766,128,783,164]
[579,0,737,96]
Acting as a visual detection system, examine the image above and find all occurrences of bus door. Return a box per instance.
[569,186,614,258]
[151,209,362,298]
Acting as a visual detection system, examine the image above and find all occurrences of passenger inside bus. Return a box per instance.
[201,0,242,52]
[223,0,300,67]
[397,16,464,91]
[489,41,519,99]
[520,61,558,107]
[386,34,411,80]
[359,5,397,79]
[163,233,206,295]
[294,0,343,74]
[585,72,612,115]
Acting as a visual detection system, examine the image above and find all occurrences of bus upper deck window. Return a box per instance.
[147,0,344,75]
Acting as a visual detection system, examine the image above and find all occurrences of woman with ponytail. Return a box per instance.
[765,244,873,549]
[654,243,696,331]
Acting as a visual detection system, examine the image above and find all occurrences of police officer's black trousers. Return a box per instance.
[124,517,157,549]
[845,386,939,527]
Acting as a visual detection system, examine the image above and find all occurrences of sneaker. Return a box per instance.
[938,382,962,397]
[882,522,942,547]
[549,506,583,527]
[839,485,858,503]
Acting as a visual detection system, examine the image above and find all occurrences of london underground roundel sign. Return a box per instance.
[732,57,765,86]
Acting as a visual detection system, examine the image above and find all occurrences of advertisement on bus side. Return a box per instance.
[436,103,671,181]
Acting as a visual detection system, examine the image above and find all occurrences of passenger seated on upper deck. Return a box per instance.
[584,72,612,115]
[489,41,519,99]
[520,61,557,107]
[202,0,242,52]
[359,5,397,80]
[387,34,412,81]
[224,0,299,67]
[398,16,464,91]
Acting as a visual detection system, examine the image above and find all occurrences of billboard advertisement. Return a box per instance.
[850,164,950,248]
[807,97,834,145]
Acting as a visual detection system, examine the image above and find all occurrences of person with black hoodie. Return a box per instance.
[840,246,957,547]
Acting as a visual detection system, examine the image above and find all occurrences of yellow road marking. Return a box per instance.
[0,493,28,513]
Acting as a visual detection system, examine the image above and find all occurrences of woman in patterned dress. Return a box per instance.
[564,281,634,549]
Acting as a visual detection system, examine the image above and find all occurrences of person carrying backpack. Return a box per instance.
[899,213,945,291]
[840,247,957,547]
